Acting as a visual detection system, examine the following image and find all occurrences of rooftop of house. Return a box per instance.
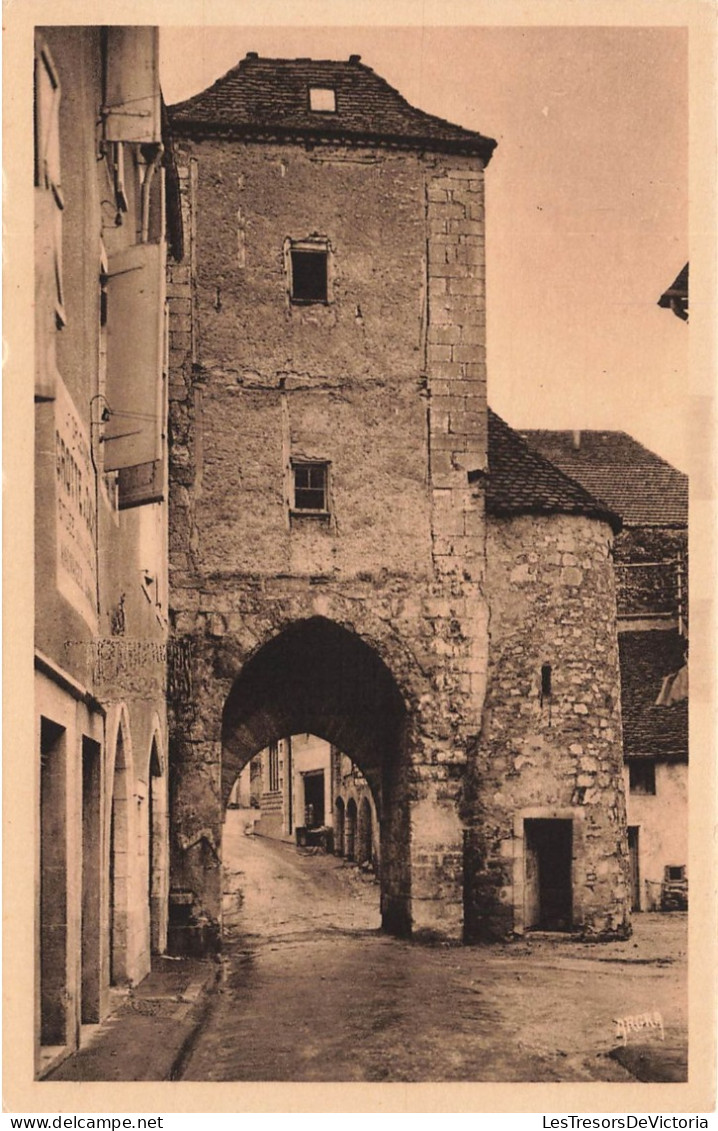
[658,262,689,321]
[482,410,622,533]
[518,429,688,527]
[618,630,688,761]
[168,53,497,160]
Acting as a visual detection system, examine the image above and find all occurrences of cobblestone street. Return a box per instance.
[177,811,687,1083]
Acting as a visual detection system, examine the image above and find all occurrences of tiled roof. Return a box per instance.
[482,410,622,533]
[618,630,688,761]
[658,262,689,310]
[169,54,497,160]
[518,430,688,527]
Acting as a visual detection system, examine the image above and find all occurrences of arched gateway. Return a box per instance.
[168,613,475,947]
[222,618,408,929]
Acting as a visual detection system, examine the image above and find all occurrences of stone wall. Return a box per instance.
[465,513,630,940]
[166,137,491,944]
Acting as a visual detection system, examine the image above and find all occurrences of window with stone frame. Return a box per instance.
[292,461,329,514]
[628,759,656,795]
[287,239,330,304]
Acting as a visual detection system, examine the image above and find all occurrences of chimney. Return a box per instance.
[571,430,581,451]
[349,54,361,63]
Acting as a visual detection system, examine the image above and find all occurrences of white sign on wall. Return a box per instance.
[55,379,98,629]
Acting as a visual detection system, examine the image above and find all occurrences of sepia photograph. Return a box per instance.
[4,0,716,1117]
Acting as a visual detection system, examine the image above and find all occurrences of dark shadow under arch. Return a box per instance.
[221,617,407,805]
[221,616,411,935]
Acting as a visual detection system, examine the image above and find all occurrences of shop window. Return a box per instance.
[292,461,329,514]
[629,759,656,795]
[309,87,336,112]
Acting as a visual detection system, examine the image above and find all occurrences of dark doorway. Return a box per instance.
[524,819,573,931]
[303,770,325,828]
[81,737,102,1023]
[628,826,640,911]
[40,718,68,1047]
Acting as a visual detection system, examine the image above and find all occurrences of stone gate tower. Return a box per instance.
[166,53,630,948]
[166,53,496,944]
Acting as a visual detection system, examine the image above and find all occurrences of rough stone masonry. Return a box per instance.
[165,54,630,947]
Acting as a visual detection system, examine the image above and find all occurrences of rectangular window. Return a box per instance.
[290,248,328,303]
[665,865,685,882]
[292,462,328,513]
[309,87,336,112]
[268,742,280,792]
[629,759,656,795]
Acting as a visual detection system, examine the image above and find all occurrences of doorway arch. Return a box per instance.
[148,736,168,955]
[358,796,373,867]
[221,616,410,934]
[109,720,131,986]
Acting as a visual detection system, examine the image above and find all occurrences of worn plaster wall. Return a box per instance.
[466,513,630,940]
[624,763,688,910]
[167,137,490,943]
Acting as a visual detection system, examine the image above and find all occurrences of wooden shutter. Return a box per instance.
[34,37,65,398]
[104,241,165,474]
[104,28,161,144]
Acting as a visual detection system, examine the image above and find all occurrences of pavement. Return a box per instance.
[44,955,220,1081]
[44,813,687,1082]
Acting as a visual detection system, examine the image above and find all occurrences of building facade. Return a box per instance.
[165,53,631,949]
[34,27,181,1075]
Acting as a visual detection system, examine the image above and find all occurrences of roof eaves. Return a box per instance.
[168,117,497,160]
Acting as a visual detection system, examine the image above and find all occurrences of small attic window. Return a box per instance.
[309,87,336,112]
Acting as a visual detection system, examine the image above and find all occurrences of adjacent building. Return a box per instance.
[34,27,181,1074]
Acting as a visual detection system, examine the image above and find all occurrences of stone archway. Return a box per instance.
[345,798,358,862]
[148,738,168,955]
[109,726,130,986]
[220,617,410,935]
[358,796,373,867]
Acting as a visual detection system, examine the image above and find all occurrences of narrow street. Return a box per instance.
[178,811,687,1083]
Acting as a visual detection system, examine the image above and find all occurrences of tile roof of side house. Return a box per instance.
[481,410,622,534]
[518,430,688,527]
[168,54,497,160]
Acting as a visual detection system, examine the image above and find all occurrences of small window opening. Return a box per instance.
[290,248,328,303]
[665,865,685,882]
[309,87,336,112]
[629,760,656,795]
[541,663,552,699]
[292,462,328,513]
